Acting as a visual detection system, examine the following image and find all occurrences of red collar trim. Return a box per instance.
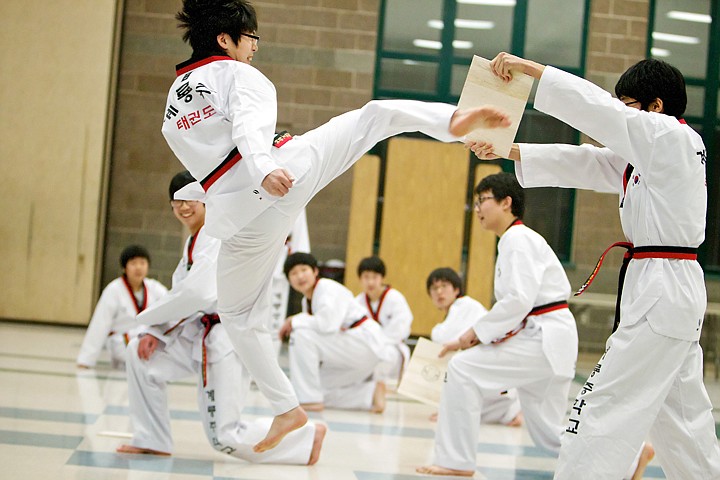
[176,56,233,77]
[121,275,148,314]
[365,286,391,322]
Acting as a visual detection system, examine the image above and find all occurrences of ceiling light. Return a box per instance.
[652,32,700,44]
[413,39,442,50]
[453,40,474,49]
[651,47,670,57]
[667,11,712,24]
[428,19,495,30]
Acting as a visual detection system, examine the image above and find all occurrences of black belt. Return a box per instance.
[199,131,293,191]
[575,242,698,332]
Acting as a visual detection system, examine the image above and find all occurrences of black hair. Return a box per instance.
[120,245,151,269]
[168,170,197,200]
[474,172,525,219]
[426,267,463,296]
[176,0,258,58]
[615,58,687,119]
[284,252,318,278]
[357,256,386,277]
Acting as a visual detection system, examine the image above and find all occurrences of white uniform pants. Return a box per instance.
[289,328,380,409]
[217,100,459,414]
[433,329,572,471]
[555,319,720,480]
[125,334,315,464]
[375,343,410,384]
[481,389,522,425]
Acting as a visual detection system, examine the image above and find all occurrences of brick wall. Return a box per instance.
[102,0,380,288]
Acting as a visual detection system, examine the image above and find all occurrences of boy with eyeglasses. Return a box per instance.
[161,0,512,453]
[467,52,720,479]
[117,171,325,465]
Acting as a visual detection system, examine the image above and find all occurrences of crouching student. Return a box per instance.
[117,171,325,465]
[280,252,388,413]
[355,256,413,393]
[77,245,168,370]
[426,267,522,427]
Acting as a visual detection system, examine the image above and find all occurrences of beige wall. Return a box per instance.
[0,0,119,324]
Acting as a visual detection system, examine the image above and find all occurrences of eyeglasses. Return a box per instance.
[623,100,640,107]
[473,196,496,209]
[240,32,260,45]
[170,199,200,209]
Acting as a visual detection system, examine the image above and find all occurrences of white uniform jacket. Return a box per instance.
[431,296,488,345]
[77,277,167,367]
[516,66,707,342]
[161,56,312,240]
[294,278,387,359]
[474,223,578,378]
[136,227,234,363]
[355,287,413,346]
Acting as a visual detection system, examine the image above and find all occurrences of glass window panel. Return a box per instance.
[525,0,585,68]
[378,58,438,94]
[382,0,443,54]
[685,85,705,118]
[702,127,720,269]
[453,3,513,59]
[451,63,470,97]
[651,0,710,79]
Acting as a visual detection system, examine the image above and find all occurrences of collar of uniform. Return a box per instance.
[176,55,233,77]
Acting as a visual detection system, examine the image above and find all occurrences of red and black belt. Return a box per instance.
[200,313,221,387]
[349,315,370,329]
[199,131,293,191]
[492,300,569,345]
[575,242,698,332]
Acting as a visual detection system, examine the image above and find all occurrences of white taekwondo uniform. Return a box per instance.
[355,286,413,383]
[431,295,521,425]
[432,221,578,471]
[77,276,167,368]
[270,210,310,356]
[129,220,316,464]
[290,278,387,410]
[515,65,720,480]
[161,55,463,416]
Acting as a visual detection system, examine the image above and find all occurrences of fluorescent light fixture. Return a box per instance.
[652,32,700,44]
[428,19,495,30]
[413,39,442,50]
[457,0,516,5]
[413,39,474,50]
[403,60,422,66]
[667,11,712,24]
[651,47,671,57]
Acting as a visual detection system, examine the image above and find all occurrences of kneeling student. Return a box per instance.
[280,252,387,413]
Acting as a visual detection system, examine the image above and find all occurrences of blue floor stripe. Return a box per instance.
[477,443,555,458]
[0,429,84,449]
[0,406,97,424]
[67,451,214,475]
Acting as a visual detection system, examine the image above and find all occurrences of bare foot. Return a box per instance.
[116,444,171,456]
[631,443,655,480]
[307,423,327,465]
[449,106,511,137]
[429,411,438,422]
[506,412,523,427]
[300,402,325,412]
[371,381,386,414]
[253,406,308,453]
[416,465,474,477]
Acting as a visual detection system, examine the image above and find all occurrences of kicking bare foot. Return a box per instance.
[253,406,308,453]
[116,444,170,456]
[506,412,523,427]
[631,443,655,480]
[416,465,474,477]
[371,381,386,414]
[449,106,511,137]
[307,423,327,466]
[301,402,325,412]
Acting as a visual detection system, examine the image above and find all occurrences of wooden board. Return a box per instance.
[397,337,455,406]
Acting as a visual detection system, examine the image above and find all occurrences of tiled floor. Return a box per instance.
[2,321,717,479]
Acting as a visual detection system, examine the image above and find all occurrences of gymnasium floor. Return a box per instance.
[2,321,717,479]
